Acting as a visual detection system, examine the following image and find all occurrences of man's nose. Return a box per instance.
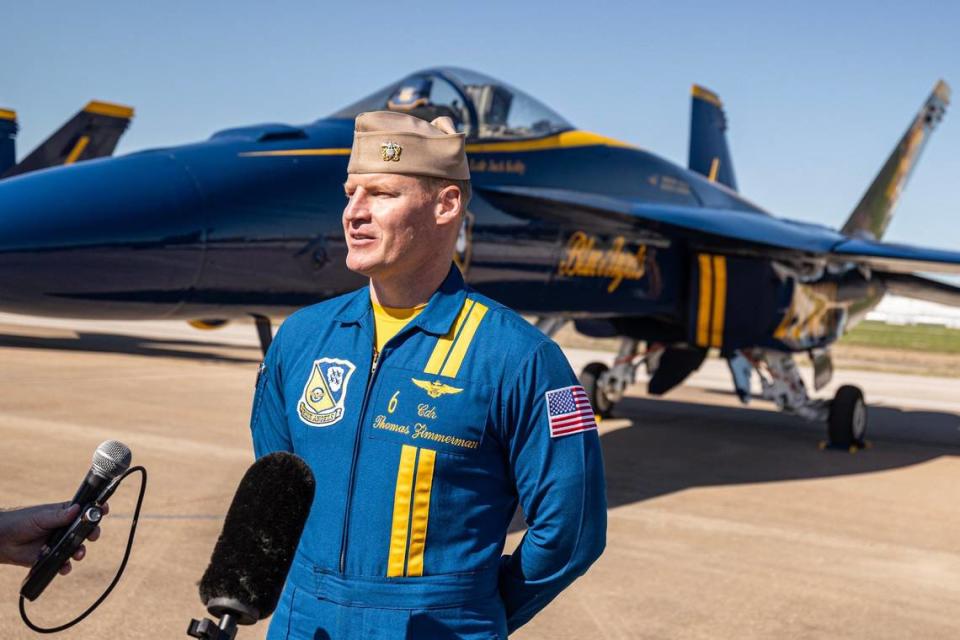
[343,190,370,223]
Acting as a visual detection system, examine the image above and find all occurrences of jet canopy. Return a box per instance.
[330,67,573,141]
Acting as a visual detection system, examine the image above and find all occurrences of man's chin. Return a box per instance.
[345,256,381,278]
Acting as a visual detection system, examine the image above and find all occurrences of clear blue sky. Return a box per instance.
[3,1,958,250]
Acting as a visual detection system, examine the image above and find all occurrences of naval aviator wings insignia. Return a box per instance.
[411,378,464,399]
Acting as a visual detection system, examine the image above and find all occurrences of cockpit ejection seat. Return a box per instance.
[386,77,462,128]
[464,84,512,136]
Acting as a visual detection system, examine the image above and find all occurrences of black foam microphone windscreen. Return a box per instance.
[198,452,315,621]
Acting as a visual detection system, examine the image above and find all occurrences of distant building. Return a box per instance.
[867,295,960,329]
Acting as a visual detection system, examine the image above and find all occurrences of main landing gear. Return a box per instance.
[827,385,867,449]
[579,338,642,419]
[532,316,640,419]
[749,350,867,450]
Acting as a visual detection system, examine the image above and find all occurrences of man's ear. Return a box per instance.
[435,185,463,228]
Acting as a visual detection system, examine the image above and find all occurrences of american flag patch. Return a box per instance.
[545,385,598,438]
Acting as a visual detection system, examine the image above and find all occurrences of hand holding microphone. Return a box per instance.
[20,440,131,601]
[17,439,147,635]
[0,501,107,573]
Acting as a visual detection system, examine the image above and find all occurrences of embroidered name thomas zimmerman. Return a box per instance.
[373,415,480,450]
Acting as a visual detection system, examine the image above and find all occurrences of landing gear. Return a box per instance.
[252,315,273,355]
[579,337,641,417]
[581,362,613,417]
[748,350,867,449]
[828,385,867,448]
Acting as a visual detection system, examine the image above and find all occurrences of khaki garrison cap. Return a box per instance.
[347,111,470,180]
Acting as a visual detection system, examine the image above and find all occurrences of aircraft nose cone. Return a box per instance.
[0,153,204,318]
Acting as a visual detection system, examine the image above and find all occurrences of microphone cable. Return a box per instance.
[19,465,148,634]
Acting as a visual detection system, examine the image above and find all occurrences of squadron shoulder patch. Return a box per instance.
[298,358,357,427]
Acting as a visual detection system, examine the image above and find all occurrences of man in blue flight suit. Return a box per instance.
[251,110,606,639]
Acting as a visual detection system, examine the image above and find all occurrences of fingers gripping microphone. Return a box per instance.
[188,452,315,640]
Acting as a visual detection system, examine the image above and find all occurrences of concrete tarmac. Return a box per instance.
[0,314,957,639]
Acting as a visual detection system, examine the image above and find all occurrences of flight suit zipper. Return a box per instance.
[338,341,389,574]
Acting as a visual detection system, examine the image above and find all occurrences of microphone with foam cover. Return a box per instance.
[188,452,315,640]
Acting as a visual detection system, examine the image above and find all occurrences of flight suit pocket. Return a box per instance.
[367,365,492,457]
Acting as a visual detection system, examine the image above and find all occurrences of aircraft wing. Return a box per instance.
[876,272,960,307]
[831,238,960,274]
[477,185,960,273]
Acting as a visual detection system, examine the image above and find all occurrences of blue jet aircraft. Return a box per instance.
[0,68,954,447]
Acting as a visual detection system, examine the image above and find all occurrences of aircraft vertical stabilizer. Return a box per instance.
[0,108,16,176]
[1,100,134,179]
[688,85,738,191]
[841,80,950,240]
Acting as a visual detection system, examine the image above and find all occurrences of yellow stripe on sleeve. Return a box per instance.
[405,448,436,576]
[387,445,418,577]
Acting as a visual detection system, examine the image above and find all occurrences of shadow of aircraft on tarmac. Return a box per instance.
[600,395,960,511]
[508,393,959,532]
[0,330,261,364]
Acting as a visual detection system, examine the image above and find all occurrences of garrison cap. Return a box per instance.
[347,111,470,180]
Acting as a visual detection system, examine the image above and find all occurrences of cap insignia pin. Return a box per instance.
[380,141,402,162]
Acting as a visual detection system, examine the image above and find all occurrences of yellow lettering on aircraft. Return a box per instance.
[558,231,648,293]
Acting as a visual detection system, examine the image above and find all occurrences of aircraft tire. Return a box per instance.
[828,385,866,447]
[580,362,613,418]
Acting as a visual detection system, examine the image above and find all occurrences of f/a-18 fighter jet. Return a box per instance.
[0,68,953,447]
[0,100,134,179]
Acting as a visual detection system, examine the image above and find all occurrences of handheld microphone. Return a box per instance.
[20,440,132,602]
[49,440,132,549]
[187,452,315,640]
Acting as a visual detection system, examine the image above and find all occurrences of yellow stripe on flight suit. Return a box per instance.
[387,445,418,577]
[423,299,475,374]
[386,296,489,577]
[438,303,489,378]
[695,254,727,349]
[405,448,436,577]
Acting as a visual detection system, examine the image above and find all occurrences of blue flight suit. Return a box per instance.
[250,266,606,639]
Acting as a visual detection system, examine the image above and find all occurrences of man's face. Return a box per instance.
[342,173,438,279]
